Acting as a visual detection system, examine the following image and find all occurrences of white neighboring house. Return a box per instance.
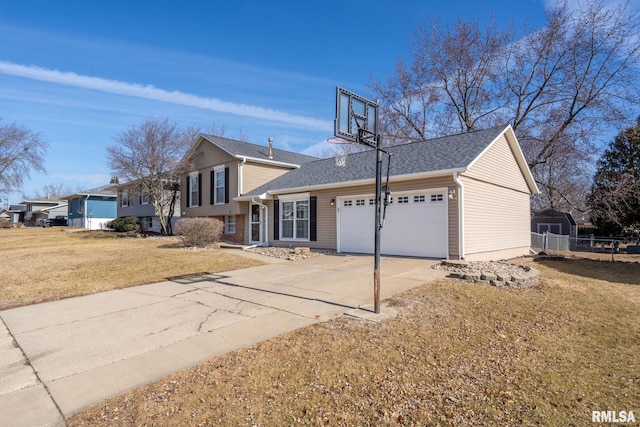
[20,197,67,225]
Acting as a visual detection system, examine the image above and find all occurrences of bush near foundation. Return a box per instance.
[106,216,140,233]
[174,217,223,248]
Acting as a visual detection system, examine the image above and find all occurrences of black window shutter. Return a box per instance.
[224,167,230,203]
[198,173,202,206]
[273,200,279,241]
[210,170,215,205]
[186,176,190,207]
[310,196,317,241]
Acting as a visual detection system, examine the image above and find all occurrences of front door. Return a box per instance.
[250,204,262,243]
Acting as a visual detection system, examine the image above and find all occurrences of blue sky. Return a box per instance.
[1,0,554,202]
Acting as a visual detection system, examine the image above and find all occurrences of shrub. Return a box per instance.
[106,216,140,233]
[174,217,223,248]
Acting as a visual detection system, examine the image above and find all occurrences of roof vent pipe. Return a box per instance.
[268,137,274,159]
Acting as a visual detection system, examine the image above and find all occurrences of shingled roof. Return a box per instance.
[61,184,117,200]
[242,125,533,197]
[199,134,318,166]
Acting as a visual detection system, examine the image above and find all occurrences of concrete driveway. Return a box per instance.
[0,253,445,426]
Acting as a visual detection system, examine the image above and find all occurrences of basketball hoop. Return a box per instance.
[327,136,356,167]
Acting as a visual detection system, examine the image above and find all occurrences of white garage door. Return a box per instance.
[338,190,448,258]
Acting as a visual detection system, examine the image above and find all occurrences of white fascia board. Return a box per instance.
[234,192,272,202]
[235,155,300,169]
[262,168,465,196]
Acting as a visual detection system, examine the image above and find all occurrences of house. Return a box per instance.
[115,178,180,233]
[20,197,67,225]
[531,209,577,237]
[62,185,117,230]
[5,205,26,223]
[179,135,318,243]
[182,125,539,261]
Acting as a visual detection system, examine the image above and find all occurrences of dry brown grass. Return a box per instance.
[67,255,640,426]
[0,227,263,310]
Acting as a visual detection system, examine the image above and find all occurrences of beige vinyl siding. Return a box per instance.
[461,176,531,260]
[242,163,294,194]
[191,141,236,169]
[182,141,242,216]
[264,176,458,255]
[465,134,530,193]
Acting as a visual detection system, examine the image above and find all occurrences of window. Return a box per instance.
[356,199,365,206]
[431,194,444,202]
[414,195,426,203]
[398,196,409,204]
[281,199,309,240]
[120,191,129,207]
[225,215,236,233]
[214,167,225,204]
[369,199,375,205]
[343,200,352,207]
[141,193,150,205]
[189,174,199,207]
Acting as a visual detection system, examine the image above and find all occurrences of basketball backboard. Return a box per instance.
[334,87,379,144]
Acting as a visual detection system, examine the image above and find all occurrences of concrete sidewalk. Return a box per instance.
[0,254,446,426]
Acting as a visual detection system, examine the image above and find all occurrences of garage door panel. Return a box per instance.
[338,191,448,258]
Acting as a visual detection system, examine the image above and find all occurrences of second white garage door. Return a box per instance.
[337,190,448,258]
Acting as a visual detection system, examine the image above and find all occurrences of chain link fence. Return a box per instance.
[532,232,640,254]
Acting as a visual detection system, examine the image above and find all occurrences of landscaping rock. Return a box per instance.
[432,260,539,288]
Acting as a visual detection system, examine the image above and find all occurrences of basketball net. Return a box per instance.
[327,136,356,167]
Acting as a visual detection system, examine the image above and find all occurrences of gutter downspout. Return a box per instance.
[453,172,465,260]
[245,197,269,249]
[238,157,247,196]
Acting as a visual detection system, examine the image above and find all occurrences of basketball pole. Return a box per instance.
[373,133,382,314]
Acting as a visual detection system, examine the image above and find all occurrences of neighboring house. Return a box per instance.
[20,197,67,225]
[6,205,26,223]
[531,209,577,237]
[179,135,318,244]
[62,185,117,230]
[115,179,180,233]
[231,125,539,261]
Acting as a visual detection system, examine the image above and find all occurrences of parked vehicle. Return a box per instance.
[42,215,68,227]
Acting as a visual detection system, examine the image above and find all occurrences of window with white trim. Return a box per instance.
[214,166,225,204]
[343,200,352,207]
[398,196,409,204]
[281,197,309,240]
[141,193,150,205]
[189,173,199,207]
[120,191,129,207]
[369,199,375,205]
[356,199,365,206]
[431,194,444,202]
[225,215,236,233]
[414,195,426,203]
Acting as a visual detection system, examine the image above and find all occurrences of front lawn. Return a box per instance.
[0,227,263,310]
[66,256,640,426]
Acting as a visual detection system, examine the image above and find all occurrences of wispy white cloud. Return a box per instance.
[0,61,333,132]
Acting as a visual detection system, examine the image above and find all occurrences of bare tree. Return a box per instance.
[370,0,640,211]
[26,183,74,199]
[106,118,199,235]
[0,119,48,192]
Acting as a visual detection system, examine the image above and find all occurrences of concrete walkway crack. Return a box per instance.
[0,314,65,421]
